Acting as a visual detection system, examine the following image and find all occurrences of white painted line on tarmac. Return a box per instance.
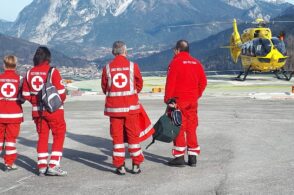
[0,175,33,194]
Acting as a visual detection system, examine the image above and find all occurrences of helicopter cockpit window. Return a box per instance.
[252,38,271,57]
[271,37,286,55]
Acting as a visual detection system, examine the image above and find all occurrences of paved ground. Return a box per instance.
[0,95,294,194]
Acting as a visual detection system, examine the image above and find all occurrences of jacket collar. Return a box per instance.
[35,61,50,67]
[114,55,128,61]
[4,69,16,74]
[174,51,190,59]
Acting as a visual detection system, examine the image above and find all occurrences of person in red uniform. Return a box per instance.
[164,40,207,167]
[22,47,67,176]
[0,55,24,171]
[101,41,144,175]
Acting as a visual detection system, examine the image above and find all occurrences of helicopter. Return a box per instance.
[168,18,294,81]
[229,18,294,81]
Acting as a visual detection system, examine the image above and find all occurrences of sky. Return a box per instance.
[0,0,33,21]
[0,0,294,21]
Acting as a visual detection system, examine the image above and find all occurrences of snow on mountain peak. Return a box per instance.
[223,0,286,10]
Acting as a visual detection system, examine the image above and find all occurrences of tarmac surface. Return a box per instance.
[0,92,294,194]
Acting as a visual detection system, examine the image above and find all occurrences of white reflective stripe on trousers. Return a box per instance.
[130,150,142,157]
[38,153,49,158]
[113,152,125,157]
[38,159,48,165]
[188,146,200,151]
[174,153,185,157]
[6,149,17,155]
[51,151,62,156]
[105,104,140,113]
[187,151,199,156]
[173,146,186,151]
[5,142,16,147]
[139,124,153,137]
[128,144,141,149]
[0,113,23,118]
[114,144,125,149]
[49,160,60,165]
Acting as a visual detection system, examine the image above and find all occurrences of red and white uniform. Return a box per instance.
[0,70,23,166]
[22,61,66,169]
[101,55,144,168]
[164,52,207,157]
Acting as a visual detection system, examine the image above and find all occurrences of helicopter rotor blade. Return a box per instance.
[168,21,232,28]
[269,20,294,24]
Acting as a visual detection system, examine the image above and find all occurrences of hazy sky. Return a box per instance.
[0,0,294,21]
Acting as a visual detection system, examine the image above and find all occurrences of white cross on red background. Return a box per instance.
[1,83,16,98]
[113,73,128,88]
[31,76,44,91]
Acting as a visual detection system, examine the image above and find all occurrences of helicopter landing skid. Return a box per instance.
[235,66,252,81]
[274,69,294,81]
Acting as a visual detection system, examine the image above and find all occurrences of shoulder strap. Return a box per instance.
[18,75,24,91]
[46,67,54,84]
[145,137,155,150]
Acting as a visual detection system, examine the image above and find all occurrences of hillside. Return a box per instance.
[5,0,290,59]
[0,33,89,68]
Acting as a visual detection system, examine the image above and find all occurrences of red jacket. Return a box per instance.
[0,70,23,123]
[22,61,66,118]
[101,55,143,117]
[164,52,207,103]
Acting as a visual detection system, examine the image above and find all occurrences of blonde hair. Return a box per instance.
[3,55,17,69]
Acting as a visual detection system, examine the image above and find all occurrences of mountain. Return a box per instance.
[0,33,89,68]
[136,5,294,71]
[0,19,13,34]
[6,0,291,60]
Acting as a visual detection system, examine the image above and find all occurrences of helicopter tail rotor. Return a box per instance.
[230,19,242,64]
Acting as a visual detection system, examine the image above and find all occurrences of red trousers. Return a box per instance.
[172,102,200,157]
[110,114,144,168]
[0,123,20,166]
[34,111,66,169]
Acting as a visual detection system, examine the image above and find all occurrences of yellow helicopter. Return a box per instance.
[230,18,293,81]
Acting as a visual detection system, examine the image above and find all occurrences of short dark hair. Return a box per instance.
[33,46,51,66]
[175,40,189,52]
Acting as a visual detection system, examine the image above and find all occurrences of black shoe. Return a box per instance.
[116,165,126,175]
[188,155,197,167]
[167,156,185,167]
[131,164,141,174]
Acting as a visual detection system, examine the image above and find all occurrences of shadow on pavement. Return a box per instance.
[67,132,171,165]
[15,154,38,175]
[143,151,171,164]
[18,136,113,173]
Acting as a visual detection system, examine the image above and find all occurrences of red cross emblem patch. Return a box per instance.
[113,73,128,88]
[1,83,16,98]
[31,76,44,91]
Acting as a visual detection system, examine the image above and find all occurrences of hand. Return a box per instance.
[168,103,176,108]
